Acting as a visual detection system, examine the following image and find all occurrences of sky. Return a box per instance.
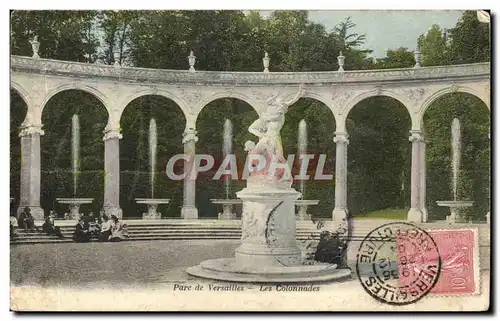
[260,10,464,58]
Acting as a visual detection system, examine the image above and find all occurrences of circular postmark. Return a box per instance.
[356,222,441,305]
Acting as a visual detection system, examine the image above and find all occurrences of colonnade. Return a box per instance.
[11,55,489,223]
[15,117,429,224]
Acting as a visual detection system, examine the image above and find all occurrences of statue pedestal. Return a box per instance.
[187,178,351,282]
[234,186,302,266]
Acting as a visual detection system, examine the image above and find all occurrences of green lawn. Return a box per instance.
[352,208,408,220]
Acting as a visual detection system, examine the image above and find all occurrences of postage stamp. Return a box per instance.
[426,228,481,295]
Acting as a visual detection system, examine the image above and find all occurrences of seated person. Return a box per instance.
[42,213,64,238]
[314,231,348,267]
[109,215,128,242]
[10,215,18,228]
[98,215,112,242]
[18,207,39,233]
[83,213,101,239]
[10,218,17,240]
[73,217,91,242]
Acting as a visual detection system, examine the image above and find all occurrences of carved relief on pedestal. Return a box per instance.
[240,202,261,241]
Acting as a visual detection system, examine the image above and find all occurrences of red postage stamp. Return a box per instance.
[427,228,480,295]
[397,228,480,296]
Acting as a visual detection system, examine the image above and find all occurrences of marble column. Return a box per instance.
[332,132,349,224]
[103,129,123,219]
[17,125,44,220]
[181,128,198,219]
[407,130,424,222]
[419,137,428,222]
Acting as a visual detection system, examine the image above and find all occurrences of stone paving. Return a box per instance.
[10,240,241,287]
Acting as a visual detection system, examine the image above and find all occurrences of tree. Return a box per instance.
[418,24,449,66]
[375,47,415,69]
[11,10,99,62]
[448,10,490,64]
[97,10,137,65]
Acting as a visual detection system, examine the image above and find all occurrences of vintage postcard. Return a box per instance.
[9,9,491,311]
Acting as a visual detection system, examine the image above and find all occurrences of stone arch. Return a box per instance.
[341,88,414,133]
[117,87,189,125]
[287,94,337,133]
[118,91,187,217]
[39,85,111,215]
[420,84,490,222]
[344,89,413,119]
[419,84,490,125]
[41,83,111,116]
[197,91,260,118]
[344,90,413,218]
[10,82,31,125]
[11,81,32,108]
[302,92,337,117]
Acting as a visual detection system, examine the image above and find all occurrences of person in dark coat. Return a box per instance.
[18,207,39,233]
[73,218,91,242]
[314,231,348,266]
[42,215,64,238]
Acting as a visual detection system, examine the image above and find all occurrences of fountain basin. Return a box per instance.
[56,198,94,220]
[135,198,170,219]
[211,199,242,220]
[295,200,319,220]
[187,258,351,283]
[436,200,474,223]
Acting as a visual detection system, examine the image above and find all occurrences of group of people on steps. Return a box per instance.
[11,207,128,243]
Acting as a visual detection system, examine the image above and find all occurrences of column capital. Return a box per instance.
[182,128,199,144]
[103,128,123,141]
[333,132,349,144]
[19,125,44,137]
[409,130,424,143]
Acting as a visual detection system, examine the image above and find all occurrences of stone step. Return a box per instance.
[12,221,490,246]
